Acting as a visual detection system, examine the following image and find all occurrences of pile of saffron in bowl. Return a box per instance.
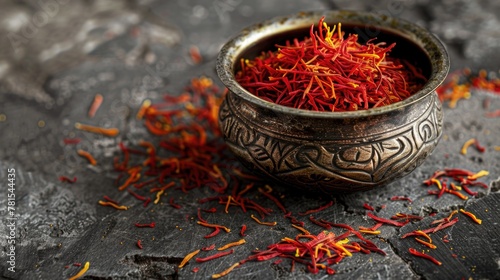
[236,17,428,112]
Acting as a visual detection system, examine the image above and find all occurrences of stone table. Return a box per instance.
[0,0,499,279]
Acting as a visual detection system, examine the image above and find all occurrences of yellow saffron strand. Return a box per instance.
[154,190,165,204]
[179,249,200,268]
[460,138,476,155]
[68,261,90,280]
[212,262,240,279]
[430,178,442,190]
[98,200,128,210]
[467,170,489,180]
[217,239,246,251]
[250,214,277,226]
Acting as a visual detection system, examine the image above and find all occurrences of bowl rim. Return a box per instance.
[216,10,450,118]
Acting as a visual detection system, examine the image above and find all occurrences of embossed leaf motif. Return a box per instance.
[341,145,373,163]
[248,145,271,161]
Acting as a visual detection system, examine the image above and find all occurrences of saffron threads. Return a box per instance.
[63,138,81,145]
[137,240,143,249]
[461,138,485,155]
[204,227,221,239]
[408,248,442,265]
[459,209,482,224]
[390,196,413,203]
[363,203,375,211]
[154,190,164,204]
[218,239,246,251]
[135,222,156,228]
[136,99,151,120]
[415,238,436,249]
[88,93,103,118]
[77,149,97,166]
[212,262,240,279]
[201,244,216,251]
[98,200,128,210]
[298,201,334,216]
[127,189,148,202]
[437,68,500,108]
[240,225,247,237]
[250,214,277,226]
[74,122,119,137]
[236,18,426,112]
[196,249,234,262]
[197,221,231,233]
[59,176,77,183]
[68,261,90,280]
[103,195,120,205]
[423,168,489,200]
[179,249,201,268]
[169,197,182,209]
[367,212,408,227]
[189,45,202,64]
[244,228,386,275]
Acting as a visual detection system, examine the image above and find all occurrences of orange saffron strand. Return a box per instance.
[77,149,97,166]
[75,122,120,137]
[217,239,246,251]
[68,261,90,280]
[459,209,482,224]
[359,229,381,235]
[225,195,232,214]
[98,200,128,210]
[197,221,231,233]
[88,93,103,118]
[460,138,476,155]
[445,189,468,200]
[212,262,240,279]
[136,99,151,120]
[250,214,277,226]
[179,249,200,268]
[415,238,437,249]
[291,224,310,235]
[154,190,165,204]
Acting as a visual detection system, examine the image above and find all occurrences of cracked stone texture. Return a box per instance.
[0,0,499,279]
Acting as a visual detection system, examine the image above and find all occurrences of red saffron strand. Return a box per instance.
[59,176,77,183]
[88,93,103,118]
[137,240,143,249]
[135,222,156,228]
[201,244,215,251]
[408,248,441,265]
[298,201,334,216]
[103,195,119,205]
[169,197,182,209]
[363,203,375,211]
[195,249,234,262]
[240,224,247,237]
[367,212,408,227]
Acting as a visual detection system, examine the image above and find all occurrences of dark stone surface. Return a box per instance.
[0,0,499,279]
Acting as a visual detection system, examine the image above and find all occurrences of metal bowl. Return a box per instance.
[216,10,449,193]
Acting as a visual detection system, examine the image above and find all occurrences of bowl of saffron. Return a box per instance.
[216,10,449,193]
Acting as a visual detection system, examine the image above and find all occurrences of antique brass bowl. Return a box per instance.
[216,10,449,193]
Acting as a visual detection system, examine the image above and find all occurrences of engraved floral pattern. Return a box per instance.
[219,92,443,192]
